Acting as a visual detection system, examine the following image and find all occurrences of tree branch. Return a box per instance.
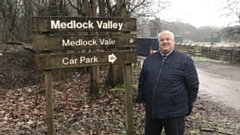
[67,0,86,16]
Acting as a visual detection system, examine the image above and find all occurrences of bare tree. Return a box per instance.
[0,0,170,42]
[0,0,25,41]
[221,0,240,41]
[130,0,171,37]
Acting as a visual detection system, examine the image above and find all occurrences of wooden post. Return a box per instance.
[124,63,134,135]
[44,69,55,135]
[122,2,134,134]
[37,1,57,133]
[89,0,100,96]
[109,0,125,87]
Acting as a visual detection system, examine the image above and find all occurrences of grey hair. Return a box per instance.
[157,30,175,41]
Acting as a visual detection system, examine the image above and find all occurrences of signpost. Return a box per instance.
[33,34,136,51]
[32,17,136,32]
[35,51,137,69]
[32,16,137,135]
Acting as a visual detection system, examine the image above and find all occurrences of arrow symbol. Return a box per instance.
[108,53,117,63]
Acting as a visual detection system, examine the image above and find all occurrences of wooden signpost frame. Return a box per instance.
[32,17,136,135]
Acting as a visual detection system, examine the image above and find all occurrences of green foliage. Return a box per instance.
[110,83,138,93]
[110,84,125,92]
[188,129,199,135]
[58,118,65,124]
[132,84,138,90]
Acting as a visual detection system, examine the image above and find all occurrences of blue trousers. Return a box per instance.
[144,115,185,135]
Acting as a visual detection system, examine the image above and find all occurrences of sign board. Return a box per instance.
[32,15,137,135]
[32,34,136,51]
[32,17,136,32]
[35,51,137,70]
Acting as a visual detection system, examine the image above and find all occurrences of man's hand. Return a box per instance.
[186,102,194,116]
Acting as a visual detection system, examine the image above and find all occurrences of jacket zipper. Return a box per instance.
[152,57,166,118]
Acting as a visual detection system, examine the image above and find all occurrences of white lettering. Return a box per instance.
[51,20,94,29]
[79,56,98,63]
[62,39,72,46]
[118,23,123,30]
[62,39,97,46]
[99,38,116,45]
[51,20,123,30]
[96,21,123,30]
[62,57,78,65]
[96,21,103,29]
[51,20,61,29]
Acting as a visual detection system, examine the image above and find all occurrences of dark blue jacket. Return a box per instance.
[137,50,199,119]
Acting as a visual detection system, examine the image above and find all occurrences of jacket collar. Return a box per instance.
[160,49,174,57]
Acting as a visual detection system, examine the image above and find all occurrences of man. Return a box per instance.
[136,30,199,135]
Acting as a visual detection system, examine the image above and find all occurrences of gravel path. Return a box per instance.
[195,61,240,111]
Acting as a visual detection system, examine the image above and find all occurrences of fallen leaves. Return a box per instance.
[0,71,145,135]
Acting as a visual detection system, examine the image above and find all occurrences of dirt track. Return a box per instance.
[195,61,240,111]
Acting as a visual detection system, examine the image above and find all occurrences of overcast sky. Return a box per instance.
[157,0,232,28]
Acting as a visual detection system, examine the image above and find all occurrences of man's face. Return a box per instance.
[159,33,175,54]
